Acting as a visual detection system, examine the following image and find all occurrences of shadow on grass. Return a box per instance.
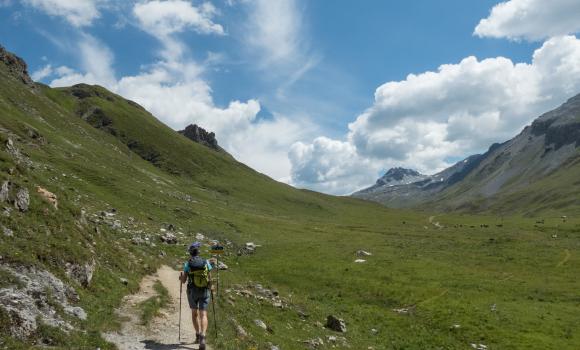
[142,340,197,349]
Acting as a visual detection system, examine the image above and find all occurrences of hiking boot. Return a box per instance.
[199,335,206,350]
[194,333,201,344]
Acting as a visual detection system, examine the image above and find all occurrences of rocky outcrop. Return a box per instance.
[0,264,86,339]
[178,124,220,151]
[0,45,34,86]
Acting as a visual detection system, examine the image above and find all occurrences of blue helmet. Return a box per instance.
[188,242,202,255]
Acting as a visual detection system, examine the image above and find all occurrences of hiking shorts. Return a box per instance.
[186,285,210,310]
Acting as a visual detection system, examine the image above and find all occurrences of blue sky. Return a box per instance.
[1,0,580,194]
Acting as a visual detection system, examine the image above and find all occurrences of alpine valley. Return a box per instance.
[0,44,579,350]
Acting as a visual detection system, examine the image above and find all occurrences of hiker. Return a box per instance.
[180,242,214,349]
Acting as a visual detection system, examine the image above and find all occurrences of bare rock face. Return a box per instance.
[14,188,29,212]
[0,264,85,339]
[5,138,32,167]
[178,124,220,151]
[0,45,34,86]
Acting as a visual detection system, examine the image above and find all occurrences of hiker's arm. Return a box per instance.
[179,272,187,284]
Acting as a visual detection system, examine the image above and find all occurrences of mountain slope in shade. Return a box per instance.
[353,94,580,214]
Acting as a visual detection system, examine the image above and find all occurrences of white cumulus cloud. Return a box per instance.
[475,0,580,41]
[290,36,580,194]
[289,137,380,194]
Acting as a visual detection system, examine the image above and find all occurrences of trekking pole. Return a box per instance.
[178,273,182,342]
[210,281,218,339]
[216,256,220,297]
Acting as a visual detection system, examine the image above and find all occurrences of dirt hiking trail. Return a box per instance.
[105,265,213,350]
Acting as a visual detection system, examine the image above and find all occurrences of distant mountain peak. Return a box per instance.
[376,167,427,186]
[178,124,220,151]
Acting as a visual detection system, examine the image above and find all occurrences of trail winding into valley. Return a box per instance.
[105,266,212,350]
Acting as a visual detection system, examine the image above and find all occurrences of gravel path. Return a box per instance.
[104,265,212,350]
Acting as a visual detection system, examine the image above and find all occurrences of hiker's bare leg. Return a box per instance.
[199,310,208,336]
[192,309,200,334]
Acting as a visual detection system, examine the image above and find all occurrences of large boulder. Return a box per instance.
[326,315,347,333]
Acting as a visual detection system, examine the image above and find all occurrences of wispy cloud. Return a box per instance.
[21,0,105,27]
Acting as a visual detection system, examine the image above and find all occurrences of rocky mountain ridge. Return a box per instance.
[353,93,580,213]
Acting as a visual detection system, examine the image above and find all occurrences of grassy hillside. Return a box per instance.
[1,48,579,350]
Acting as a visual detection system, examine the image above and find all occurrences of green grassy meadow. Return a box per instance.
[0,59,579,349]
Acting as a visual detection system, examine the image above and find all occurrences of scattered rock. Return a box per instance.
[65,306,87,320]
[471,344,488,350]
[65,260,96,288]
[0,181,10,202]
[217,261,228,270]
[131,236,145,245]
[356,250,372,257]
[195,233,205,240]
[160,232,177,244]
[303,337,324,348]
[36,187,58,209]
[14,187,29,212]
[393,306,414,315]
[238,242,260,255]
[2,225,13,237]
[326,335,348,346]
[354,259,366,263]
[111,220,122,230]
[297,310,309,319]
[267,343,280,350]
[450,324,461,330]
[231,319,248,338]
[326,315,347,333]
[370,328,378,335]
[120,278,128,286]
[254,319,268,331]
